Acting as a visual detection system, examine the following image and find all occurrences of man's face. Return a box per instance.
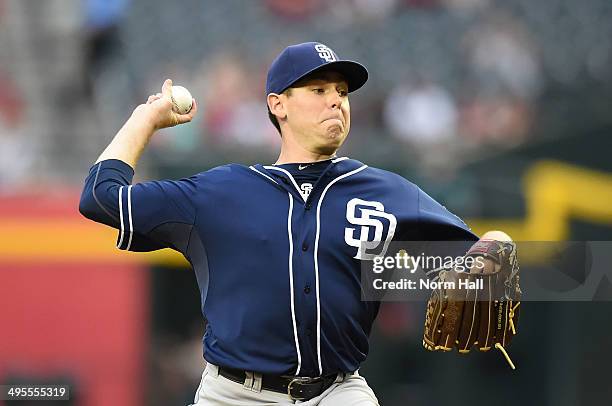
[281,71,350,155]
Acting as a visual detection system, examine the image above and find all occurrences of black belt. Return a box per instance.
[218,366,341,401]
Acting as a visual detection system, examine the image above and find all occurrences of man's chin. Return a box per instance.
[317,130,347,154]
[325,123,346,140]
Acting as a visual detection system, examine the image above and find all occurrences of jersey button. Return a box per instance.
[304,285,311,294]
[304,203,311,210]
[302,243,308,251]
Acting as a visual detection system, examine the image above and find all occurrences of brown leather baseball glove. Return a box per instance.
[423,239,521,369]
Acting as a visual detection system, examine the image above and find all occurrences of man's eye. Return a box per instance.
[313,88,325,94]
[339,90,348,97]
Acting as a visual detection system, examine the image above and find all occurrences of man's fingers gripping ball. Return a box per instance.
[152,79,198,128]
[146,93,162,104]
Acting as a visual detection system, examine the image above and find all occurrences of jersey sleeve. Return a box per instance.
[417,188,479,242]
[79,159,198,253]
[414,188,479,277]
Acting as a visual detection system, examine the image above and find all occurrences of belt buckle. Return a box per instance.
[287,377,317,401]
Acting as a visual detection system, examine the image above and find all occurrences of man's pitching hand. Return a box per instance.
[136,79,198,130]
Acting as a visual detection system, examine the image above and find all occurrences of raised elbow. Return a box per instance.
[78,190,97,220]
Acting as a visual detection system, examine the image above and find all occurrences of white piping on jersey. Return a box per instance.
[314,164,368,376]
[249,166,278,184]
[117,186,125,249]
[263,166,305,202]
[250,165,303,373]
[286,194,303,375]
[126,185,134,251]
[331,157,349,163]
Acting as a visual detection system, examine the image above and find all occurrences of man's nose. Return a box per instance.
[328,92,343,109]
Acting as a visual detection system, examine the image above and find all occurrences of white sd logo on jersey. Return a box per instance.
[315,44,336,62]
[344,198,397,260]
[300,183,313,199]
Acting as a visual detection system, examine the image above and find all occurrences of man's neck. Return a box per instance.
[274,135,338,165]
[275,152,336,165]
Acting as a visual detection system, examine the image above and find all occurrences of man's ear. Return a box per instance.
[267,93,286,121]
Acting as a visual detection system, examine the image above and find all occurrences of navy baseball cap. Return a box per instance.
[266,42,368,96]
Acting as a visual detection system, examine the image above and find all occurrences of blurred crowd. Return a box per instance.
[1,0,611,189]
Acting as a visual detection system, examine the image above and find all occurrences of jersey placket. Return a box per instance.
[270,167,328,376]
[259,164,337,376]
[253,163,348,376]
[298,166,342,376]
[288,166,343,376]
[291,202,318,376]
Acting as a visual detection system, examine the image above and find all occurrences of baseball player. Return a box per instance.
[79,42,517,405]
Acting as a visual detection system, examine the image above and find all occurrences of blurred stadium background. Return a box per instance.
[1,0,611,405]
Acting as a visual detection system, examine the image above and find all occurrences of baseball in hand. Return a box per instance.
[170,85,193,114]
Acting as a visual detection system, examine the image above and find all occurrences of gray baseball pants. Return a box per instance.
[190,363,380,405]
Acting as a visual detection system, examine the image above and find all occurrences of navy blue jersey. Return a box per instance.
[79,157,477,377]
